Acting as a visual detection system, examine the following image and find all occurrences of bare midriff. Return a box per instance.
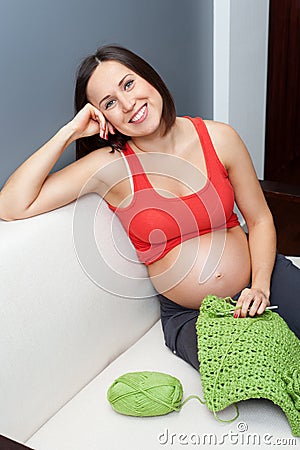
[147,225,251,309]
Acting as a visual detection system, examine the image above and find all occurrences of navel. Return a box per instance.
[215,272,224,279]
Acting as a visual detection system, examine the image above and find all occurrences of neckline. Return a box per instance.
[122,116,211,202]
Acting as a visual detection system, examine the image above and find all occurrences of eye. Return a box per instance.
[105,99,116,110]
[124,80,134,90]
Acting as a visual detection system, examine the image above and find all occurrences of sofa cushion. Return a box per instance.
[27,321,300,450]
[0,195,160,442]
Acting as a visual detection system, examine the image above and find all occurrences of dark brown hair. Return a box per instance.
[74,45,176,159]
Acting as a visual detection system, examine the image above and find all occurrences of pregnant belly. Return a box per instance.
[148,226,251,308]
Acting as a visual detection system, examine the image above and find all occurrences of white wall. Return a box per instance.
[213,0,270,178]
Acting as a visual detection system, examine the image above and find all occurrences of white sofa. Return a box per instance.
[1,194,299,450]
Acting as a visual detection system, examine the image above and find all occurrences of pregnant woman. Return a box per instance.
[0,45,299,370]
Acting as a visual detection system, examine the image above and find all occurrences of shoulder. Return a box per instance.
[180,116,239,147]
[203,120,249,170]
[203,119,241,145]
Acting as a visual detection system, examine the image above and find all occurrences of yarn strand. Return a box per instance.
[179,394,206,408]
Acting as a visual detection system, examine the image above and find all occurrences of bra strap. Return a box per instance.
[185,117,228,178]
[120,151,134,197]
[121,143,152,191]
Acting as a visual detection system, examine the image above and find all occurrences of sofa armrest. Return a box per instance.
[0,194,160,442]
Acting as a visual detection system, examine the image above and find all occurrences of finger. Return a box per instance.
[241,300,253,318]
[87,104,106,138]
[234,289,250,318]
[108,122,116,135]
[233,305,241,318]
[233,299,243,318]
[89,109,102,132]
[239,292,255,318]
[97,117,106,139]
[256,299,269,315]
[99,121,108,140]
[248,299,262,317]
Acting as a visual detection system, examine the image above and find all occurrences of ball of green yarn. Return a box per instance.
[107,371,184,417]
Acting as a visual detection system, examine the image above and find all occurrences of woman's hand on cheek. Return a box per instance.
[69,103,114,140]
[234,287,270,318]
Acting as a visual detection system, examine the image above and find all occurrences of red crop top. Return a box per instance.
[106,117,240,265]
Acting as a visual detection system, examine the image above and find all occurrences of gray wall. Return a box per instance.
[0,0,213,188]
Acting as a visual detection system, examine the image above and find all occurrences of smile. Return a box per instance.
[129,104,148,123]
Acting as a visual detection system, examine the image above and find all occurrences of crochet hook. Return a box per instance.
[228,305,278,313]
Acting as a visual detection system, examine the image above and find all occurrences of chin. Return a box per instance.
[140,118,164,136]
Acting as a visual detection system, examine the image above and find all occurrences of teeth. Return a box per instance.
[131,105,146,122]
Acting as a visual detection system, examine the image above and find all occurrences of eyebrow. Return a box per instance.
[98,73,133,107]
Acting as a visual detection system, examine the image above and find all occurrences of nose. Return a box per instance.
[120,93,135,112]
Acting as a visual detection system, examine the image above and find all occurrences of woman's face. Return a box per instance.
[86,60,164,137]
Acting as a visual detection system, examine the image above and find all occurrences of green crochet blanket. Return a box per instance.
[196,295,300,436]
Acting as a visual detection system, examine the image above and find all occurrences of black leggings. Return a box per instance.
[159,253,300,371]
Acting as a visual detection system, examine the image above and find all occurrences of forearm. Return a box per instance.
[248,217,277,296]
[0,124,76,217]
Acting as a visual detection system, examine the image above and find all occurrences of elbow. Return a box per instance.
[0,206,16,220]
[246,209,276,231]
[0,213,20,221]
[0,205,37,221]
[0,210,27,221]
[0,207,19,221]
[0,192,38,221]
[0,217,15,222]
[0,194,21,221]
[247,214,276,236]
[0,208,28,221]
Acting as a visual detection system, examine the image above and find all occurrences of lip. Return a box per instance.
[129,103,148,124]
